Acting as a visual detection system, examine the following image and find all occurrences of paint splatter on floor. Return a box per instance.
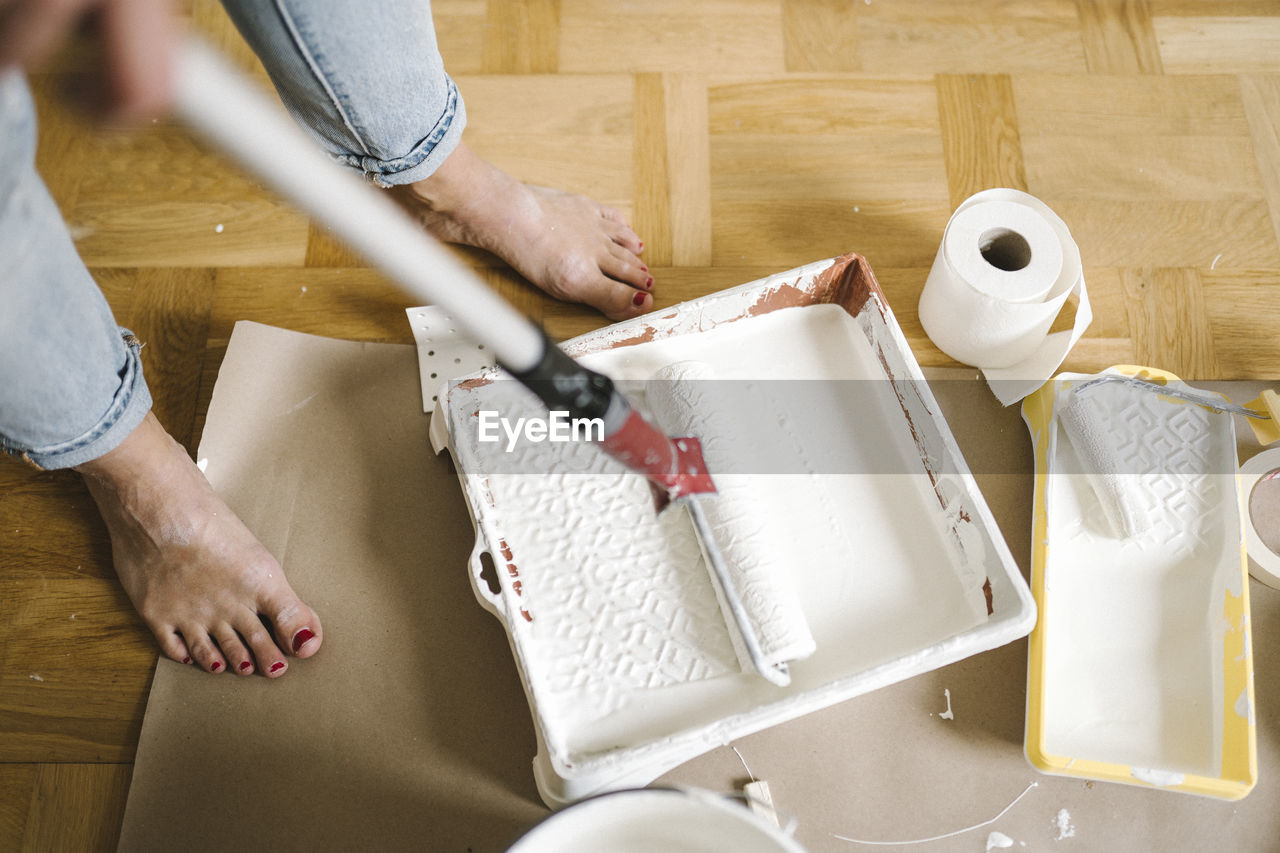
[1054,808,1076,841]
[939,688,955,720]
[986,831,1015,851]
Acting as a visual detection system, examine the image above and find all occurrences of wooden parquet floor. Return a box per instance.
[3,1,1279,847]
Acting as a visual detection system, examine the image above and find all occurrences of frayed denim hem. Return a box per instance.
[0,328,153,470]
[334,77,467,188]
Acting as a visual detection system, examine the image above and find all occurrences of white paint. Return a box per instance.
[832,782,1037,846]
[29,674,43,682]
[300,285,307,294]
[1131,766,1186,787]
[1053,809,1075,841]
[472,305,991,756]
[986,831,1015,851]
[438,262,1035,804]
[214,223,224,233]
[939,687,955,720]
[507,788,805,853]
[1040,374,1242,781]
[1234,688,1253,723]
[1210,253,1223,270]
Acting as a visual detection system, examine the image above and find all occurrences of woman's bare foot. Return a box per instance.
[394,142,654,321]
[76,413,321,678]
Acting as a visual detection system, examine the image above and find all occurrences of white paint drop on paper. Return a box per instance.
[215,223,224,233]
[986,831,1015,851]
[301,285,308,294]
[939,688,955,720]
[1053,808,1075,841]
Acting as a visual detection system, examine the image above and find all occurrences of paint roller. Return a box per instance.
[646,361,816,679]
[170,40,795,684]
[1057,373,1274,538]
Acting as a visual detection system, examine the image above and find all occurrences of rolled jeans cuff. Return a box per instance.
[337,76,466,188]
[4,329,152,470]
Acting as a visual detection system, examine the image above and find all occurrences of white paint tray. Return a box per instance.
[428,254,1036,805]
[1022,367,1257,799]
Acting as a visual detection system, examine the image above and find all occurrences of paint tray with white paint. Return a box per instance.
[429,254,1036,805]
[1022,367,1257,799]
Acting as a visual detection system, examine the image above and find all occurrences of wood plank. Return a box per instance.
[0,765,36,852]
[708,77,938,136]
[208,268,418,344]
[665,75,713,266]
[1046,199,1280,268]
[28,78,91,213]
[711,134,947,202]
[305,222,368,268]
[112,269,217,452]
[1013,73,1250,136]
[782,0,861,72]
[69,199,309,268]
[1120,266,1220,379]
[1240,75,1280,261]
[558,0,787,74]
[633,73,674,267]
[936,74,1028,208]
[23,764,132,853]
[432,0,488,74]
[1202,270,1280,378]
[0,575,151,761]
[1022,134,1264,200]
[711,198,951,268]
[857,0,1087,73]
[1076,0,1163,74]
[482,0,560,73]
[1154,15,1280,73]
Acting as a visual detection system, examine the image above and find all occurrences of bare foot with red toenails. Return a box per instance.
[394,142,654,320]
[77,412,321,678]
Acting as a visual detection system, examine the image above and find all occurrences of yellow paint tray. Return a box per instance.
[1022,365,1257,799]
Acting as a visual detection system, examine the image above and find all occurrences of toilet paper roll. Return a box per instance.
[919,189,1092,405]
[646,360,817,675]
[1240,448,1280,590]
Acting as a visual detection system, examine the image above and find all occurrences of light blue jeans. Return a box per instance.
[0,0,465,469]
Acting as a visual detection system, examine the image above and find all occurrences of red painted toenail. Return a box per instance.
[270,662,285,673]
[645,276,653,289]
[182,656,191,665]
[211,661,222,672]
[239,661,251,672]
[640,265,648,272]
[292,628,316,653]
[633,292,646,306]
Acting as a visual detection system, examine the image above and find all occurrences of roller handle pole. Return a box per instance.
[172,38,544,372]
[172,38,717,500]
